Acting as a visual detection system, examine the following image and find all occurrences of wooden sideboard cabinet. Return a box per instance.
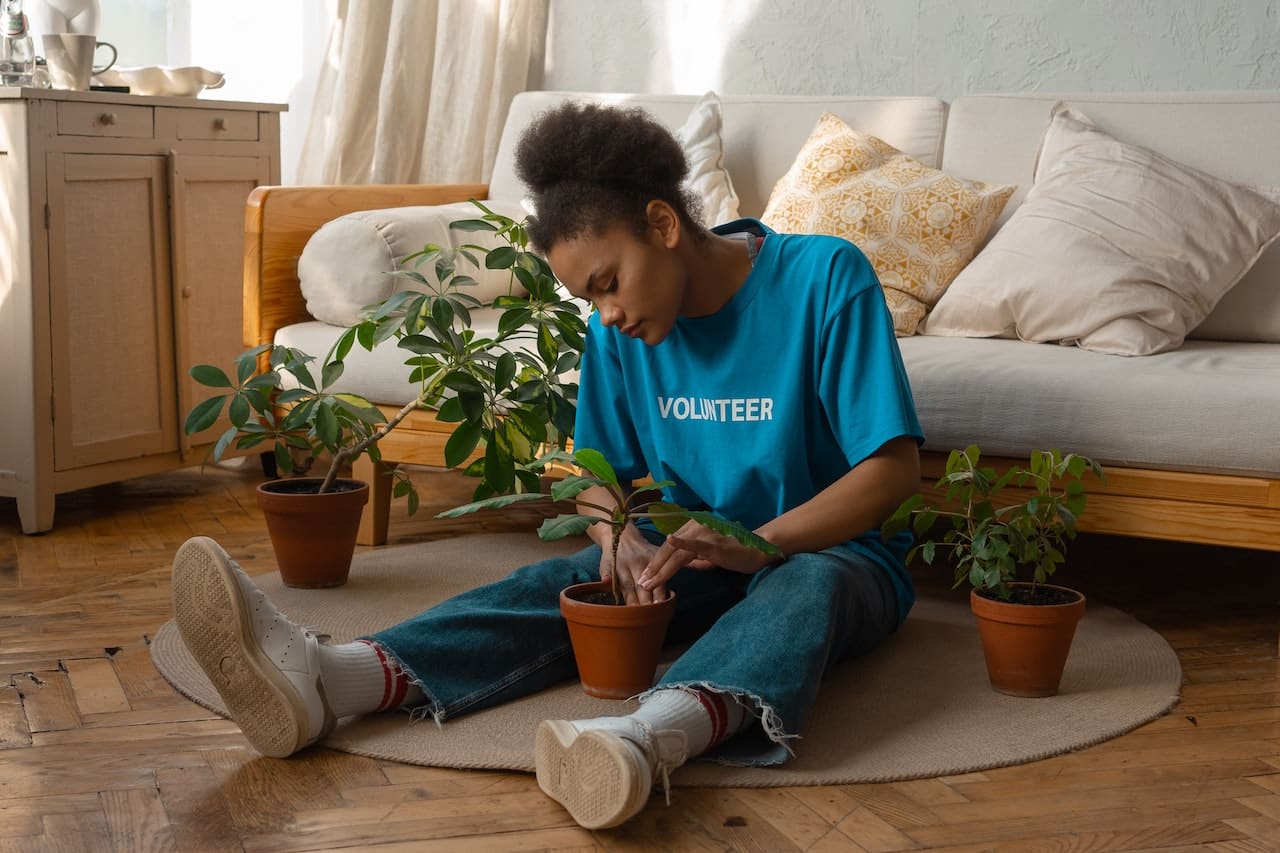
[0,89,285,533]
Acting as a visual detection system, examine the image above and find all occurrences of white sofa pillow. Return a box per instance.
[298,198,530,327]
[676,91,740,226]
[922,105,1280,355]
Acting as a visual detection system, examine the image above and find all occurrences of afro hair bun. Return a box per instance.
[515,102,688,195]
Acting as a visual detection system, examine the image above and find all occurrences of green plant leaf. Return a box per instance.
[537,513,599,541]
[189,364,232,388]
[683,511,782,555]
[227,393,250,428]
[457,390,485,423]
[549,474,607,502]
[646,502,689,535]
[332,394,386,425]
[548,393,577,436]
[450,218,499,232]
[285,363,317,391]
[536,322,557,366]
[315,402,339,449]
[443,419,482,468]
[442,371,484,394]
[572,448,618,486]
[184,395,225,434]
[484,435,514,494]
[435,491,549,518]
[486,246,518,269]
[212,424,238,461]
[275,388,307,405]
[321,360,344,389]
[498,307,533,337]
[494,352,516,391]
[274,442,294,474]
[436,396,466,423]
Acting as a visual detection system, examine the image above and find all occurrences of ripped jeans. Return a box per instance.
[369,530,905,766]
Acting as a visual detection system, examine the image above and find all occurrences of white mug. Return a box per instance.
[42,33,117,91]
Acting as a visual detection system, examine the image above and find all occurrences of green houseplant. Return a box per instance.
[883,446,1105,697]
[184,202,585,588]
[439,447,782,698]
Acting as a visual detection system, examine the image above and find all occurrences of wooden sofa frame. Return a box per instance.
[244,185,1280,563]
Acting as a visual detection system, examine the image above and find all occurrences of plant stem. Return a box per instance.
[609,521,623,605]
[320,392,428,493]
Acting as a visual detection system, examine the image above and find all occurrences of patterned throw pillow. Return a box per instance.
[762,113,1014,336]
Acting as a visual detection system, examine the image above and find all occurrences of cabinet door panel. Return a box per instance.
[170,154,272,453]
[47,152,177,470]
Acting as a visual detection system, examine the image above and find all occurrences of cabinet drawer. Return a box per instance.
[57,102,154,138]
[176,109,258,141]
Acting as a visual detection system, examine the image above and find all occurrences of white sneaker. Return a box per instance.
[172,536,336,758]
[534,716,688,829]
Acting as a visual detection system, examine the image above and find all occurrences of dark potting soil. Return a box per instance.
[976,585,1080,606]
[260,479,364,496]
[579,592,618,605]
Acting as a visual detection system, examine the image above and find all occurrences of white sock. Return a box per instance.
[572,688,752,757]
[317,640,424,717]
[633,688,752,755]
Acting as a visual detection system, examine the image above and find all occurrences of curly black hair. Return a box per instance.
[514,101,705,252]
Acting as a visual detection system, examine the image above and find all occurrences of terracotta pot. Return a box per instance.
[970,583,1086,698]
[255,478,369,589]
[560,580,677,699]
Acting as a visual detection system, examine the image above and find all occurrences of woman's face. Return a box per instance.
[546,219,687,346]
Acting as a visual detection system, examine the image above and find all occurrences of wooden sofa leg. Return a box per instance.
[354,456,393,546]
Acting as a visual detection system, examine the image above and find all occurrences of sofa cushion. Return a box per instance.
[761,113,1014,336]
[923,105,1280,355]
[297,198,530,328]
[899,336,1280,478]
[941,92,1280,343]
[674,91,740,226]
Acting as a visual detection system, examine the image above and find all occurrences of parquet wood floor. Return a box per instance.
[1,461,1278,852]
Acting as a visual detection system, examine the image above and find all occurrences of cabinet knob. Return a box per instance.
[181,287,193,298]
[98,112,116,126]
[212,117,226,131]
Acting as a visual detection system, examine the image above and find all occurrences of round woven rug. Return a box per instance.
[151,532,1182,786]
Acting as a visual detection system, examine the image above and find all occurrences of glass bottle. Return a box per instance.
[31,54,49,88]
[0,0,34,88]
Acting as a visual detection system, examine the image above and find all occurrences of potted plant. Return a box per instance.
[438,447,782,699]
[882,446,1105,697]
[183,202,585,588]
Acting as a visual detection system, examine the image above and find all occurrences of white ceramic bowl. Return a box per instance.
[94,65,225,97]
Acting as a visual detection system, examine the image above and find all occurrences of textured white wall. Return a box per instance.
[542,0,1280,97]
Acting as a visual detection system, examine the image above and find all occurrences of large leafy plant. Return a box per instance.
[882,446,1104,601]
[439,447,782,605]
[184,201,585,511]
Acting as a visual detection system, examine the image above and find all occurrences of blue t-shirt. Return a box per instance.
[573,219,924,622]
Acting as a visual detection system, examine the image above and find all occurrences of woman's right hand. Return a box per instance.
[597,522,668,604]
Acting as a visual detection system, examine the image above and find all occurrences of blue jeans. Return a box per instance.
[370,531,904,766]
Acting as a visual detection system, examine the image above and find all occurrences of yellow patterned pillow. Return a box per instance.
[762,114,1015,335]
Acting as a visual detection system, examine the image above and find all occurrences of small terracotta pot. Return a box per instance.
[560,580,677,699]
[255,478,369,588]
[970,583,1086,698]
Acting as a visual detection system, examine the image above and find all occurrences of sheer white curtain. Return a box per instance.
[297,0,548,185]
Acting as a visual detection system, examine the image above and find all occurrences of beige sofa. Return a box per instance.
[244,91,1280,558]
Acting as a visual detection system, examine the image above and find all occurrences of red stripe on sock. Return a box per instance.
[387,671,409,709]
[694,690,727,747]
[358,639,394,710]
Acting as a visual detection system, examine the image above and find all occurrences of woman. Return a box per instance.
[172,101,923,830]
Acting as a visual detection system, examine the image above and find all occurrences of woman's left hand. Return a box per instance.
[637,519,780,590]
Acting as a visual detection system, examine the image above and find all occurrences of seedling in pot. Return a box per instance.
[883,445,1105,604]
[438,447,782,605]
